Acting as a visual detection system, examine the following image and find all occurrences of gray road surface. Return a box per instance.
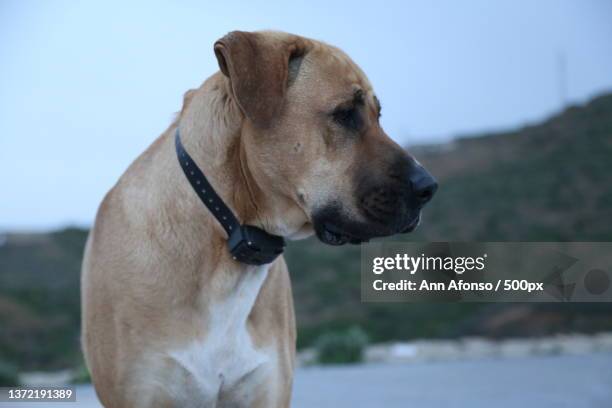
[4,353,612,407]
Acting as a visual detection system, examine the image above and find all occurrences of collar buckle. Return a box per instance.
[228,225,286,266]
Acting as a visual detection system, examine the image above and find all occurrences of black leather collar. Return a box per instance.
[175,128,285,265]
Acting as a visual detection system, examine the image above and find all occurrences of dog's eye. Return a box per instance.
[333,107,362,131]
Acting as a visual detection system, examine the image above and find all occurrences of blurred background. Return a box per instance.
[1,0,612,406]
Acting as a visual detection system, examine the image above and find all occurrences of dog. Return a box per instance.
[81,30,437,407]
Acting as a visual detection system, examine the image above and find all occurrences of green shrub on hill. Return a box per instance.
[315,326,369,364]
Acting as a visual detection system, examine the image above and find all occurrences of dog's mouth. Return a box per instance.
[317,222,367,246]
[314,210,421,246]
[401,213,421,233]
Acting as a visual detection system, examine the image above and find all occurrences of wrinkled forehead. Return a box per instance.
[296,41,374,103]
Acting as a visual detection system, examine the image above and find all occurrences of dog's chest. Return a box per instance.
[167,265,274,404]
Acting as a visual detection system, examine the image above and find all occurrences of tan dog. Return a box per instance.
[81,30,436,407]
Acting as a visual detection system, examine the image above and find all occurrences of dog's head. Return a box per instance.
[214,31,437,245]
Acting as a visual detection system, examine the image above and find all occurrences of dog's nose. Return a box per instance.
[408,163,438,206]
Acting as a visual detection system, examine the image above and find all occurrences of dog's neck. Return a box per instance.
[173,73,297,241]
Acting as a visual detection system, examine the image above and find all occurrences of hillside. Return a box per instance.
[413,93,612,241]
[1,93,611,372]
[0,229,85,371]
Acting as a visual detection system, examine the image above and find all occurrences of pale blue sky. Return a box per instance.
[1,0,611,230]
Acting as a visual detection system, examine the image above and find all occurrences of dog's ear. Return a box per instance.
[214,31,304,128]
